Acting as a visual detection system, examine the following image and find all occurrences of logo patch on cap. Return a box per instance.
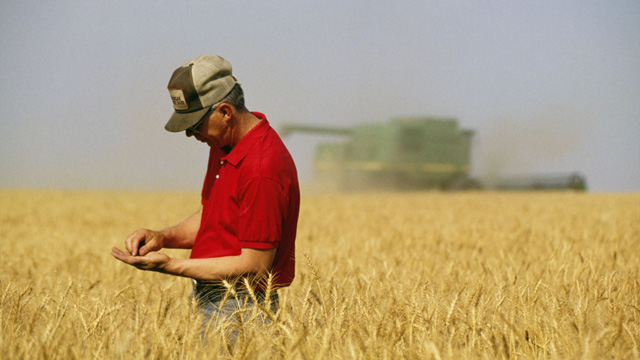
[169,88,188,111]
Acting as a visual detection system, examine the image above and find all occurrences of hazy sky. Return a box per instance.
[1,1,639,192]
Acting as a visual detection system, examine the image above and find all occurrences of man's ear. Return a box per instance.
[218,103,234,122]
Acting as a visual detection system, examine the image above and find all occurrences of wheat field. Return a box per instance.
[1,189,639,359]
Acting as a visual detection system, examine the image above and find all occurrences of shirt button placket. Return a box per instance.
[216,160,224,179]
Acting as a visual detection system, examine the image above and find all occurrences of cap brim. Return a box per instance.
[164,107,210,132]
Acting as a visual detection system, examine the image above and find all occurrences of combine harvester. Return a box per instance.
[280,117,481,191]
[281,117,588,192]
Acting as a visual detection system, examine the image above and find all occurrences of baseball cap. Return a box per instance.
[164,55,237,132]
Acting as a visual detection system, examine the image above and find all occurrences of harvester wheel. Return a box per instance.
[443,176,482,191]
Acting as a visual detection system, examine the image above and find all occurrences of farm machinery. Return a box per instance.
[496,172,587,191]
[280,117,481,191]
[281,117,588,192]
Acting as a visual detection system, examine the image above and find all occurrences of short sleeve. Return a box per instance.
[238,177,288,249]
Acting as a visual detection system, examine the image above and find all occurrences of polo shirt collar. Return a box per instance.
[221,112,269,166]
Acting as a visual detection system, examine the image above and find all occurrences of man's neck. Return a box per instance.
[228,109,260,148]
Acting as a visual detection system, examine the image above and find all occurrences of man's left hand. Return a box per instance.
[111,247,171,272]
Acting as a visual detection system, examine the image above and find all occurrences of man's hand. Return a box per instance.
[111,247,172,272]
[125,229,165,256]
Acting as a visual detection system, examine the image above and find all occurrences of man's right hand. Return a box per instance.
[125,229,165,256]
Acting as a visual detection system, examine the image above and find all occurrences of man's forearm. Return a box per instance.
[161,248,276,282]
[160,207,202,249]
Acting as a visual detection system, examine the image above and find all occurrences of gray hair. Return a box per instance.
[219,83,245,109]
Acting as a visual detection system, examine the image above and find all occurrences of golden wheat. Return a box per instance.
[1,189,639,359]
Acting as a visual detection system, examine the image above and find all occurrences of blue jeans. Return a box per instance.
[191,280,279,343]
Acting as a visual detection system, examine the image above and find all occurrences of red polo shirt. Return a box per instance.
[190,112,300,288]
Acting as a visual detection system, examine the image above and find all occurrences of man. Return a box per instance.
[111,55,300,330]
